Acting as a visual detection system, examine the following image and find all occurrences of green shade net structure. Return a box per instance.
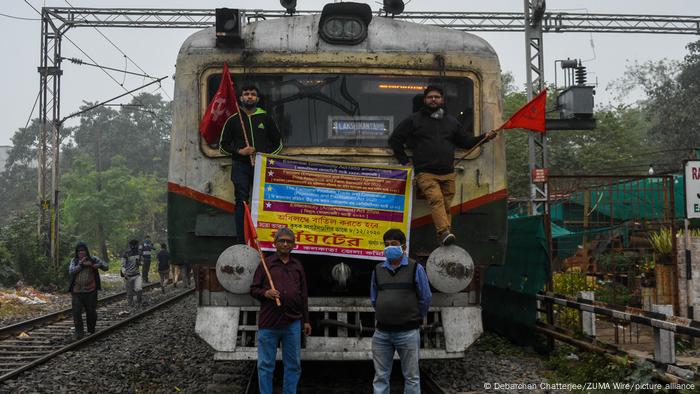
[550,176,685,222]
[547,175,685,261]
[482,215,549,345]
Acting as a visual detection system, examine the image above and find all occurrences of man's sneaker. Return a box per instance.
[441,232,456,246]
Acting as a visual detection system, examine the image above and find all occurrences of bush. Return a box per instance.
[0,243,19,286]
[552,271,594,330]
[0,211,74,289]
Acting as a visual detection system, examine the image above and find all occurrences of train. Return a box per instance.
[167,2,507,361]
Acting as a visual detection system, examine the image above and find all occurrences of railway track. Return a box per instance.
[228,360,448,394]
[0,283,194,383]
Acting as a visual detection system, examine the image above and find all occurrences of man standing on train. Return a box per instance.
[219,86,283,244]
[250,227,311,394]
[370,228,432,394]
[388,85,497,246]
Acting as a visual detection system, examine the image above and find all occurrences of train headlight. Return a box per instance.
[426,245,474,294]
[319,2,372,45]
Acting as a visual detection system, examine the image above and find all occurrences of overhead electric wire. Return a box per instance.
[61,34,169,126]
[64,0,173,101]
[61,57,155,79]
[24,89,41,129]
[0,12,40,21]
[21,0,167,126]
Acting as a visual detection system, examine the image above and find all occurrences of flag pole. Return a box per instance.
[453,128,501,166]
[233,93,255,167]
[244,201,281,307]
[225,62,255,167]
[252,237,282,307]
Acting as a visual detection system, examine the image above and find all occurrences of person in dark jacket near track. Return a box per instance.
[370,229,432,394]
[388,85,497,246]
[250,227,311,394]
[67,241,108,339]
[219,85,283,244]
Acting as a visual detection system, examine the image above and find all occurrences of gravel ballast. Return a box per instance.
[0,293,253,394]
[2,293,567,394]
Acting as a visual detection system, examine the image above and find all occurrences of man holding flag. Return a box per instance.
[389,85,498,246]
[218,85,283,244]
[389,85,546,247]
[249,226,311,394]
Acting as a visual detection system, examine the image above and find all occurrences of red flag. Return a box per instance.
[243,201,259,250]
[500,89,547,132]
[199,63,239,144]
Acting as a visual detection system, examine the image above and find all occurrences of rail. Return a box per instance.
[0,282,160,339]
[0,287,194,383]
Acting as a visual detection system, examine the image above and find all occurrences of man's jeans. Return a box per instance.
[257,320,301,394]
[372,328,421,394]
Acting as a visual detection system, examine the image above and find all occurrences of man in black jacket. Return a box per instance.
[67,241,108,339]
[388,85,496,246]
[219,86,283,243]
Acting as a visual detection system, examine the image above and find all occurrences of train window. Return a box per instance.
[206,73,474,148]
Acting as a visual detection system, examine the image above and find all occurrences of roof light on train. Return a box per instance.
[215,8,243,47]
[319,2,372,45]
[383,0,405,16]
[280,0,297,15]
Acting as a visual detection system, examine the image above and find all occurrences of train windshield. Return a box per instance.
[207,73,475,148]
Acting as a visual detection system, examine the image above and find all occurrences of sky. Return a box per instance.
[1,0,700,146]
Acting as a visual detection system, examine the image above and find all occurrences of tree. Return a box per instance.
[64,92,171,177]
[610,41,700,172]
[0,211,73,287]
[61,155,165,260]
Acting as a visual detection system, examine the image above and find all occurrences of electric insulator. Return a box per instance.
[575,65,587,85]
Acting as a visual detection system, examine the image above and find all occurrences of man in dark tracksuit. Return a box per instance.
[388,85,496,246]
[67,241,108,339]
[219,85,283,243]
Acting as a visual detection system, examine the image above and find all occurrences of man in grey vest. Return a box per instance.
[370,229,432,394]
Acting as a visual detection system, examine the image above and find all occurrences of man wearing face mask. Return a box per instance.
[370,229,432,394]
[388,85,497,246]
[219,85,283,244]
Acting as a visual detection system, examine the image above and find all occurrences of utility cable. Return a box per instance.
[0,12,40,21]
[25,0,169,126]
[62,34,169,126]
[64,0,173,101]
[61,57,155,79]
[24,89,41,129]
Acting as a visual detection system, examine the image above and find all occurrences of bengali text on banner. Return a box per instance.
[251,154,414,260]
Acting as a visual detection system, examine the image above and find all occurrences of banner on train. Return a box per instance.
[251,154,413,260]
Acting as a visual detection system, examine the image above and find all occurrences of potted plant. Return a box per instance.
[648,227,673,265]
[638,255,655,287]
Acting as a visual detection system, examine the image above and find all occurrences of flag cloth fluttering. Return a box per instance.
[500,89,547,132]
[199,62,238,144]
[243,201,259,251]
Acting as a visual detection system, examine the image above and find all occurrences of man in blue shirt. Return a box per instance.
[370,228,432,394]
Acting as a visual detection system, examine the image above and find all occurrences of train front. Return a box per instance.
[168,3,507,361]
